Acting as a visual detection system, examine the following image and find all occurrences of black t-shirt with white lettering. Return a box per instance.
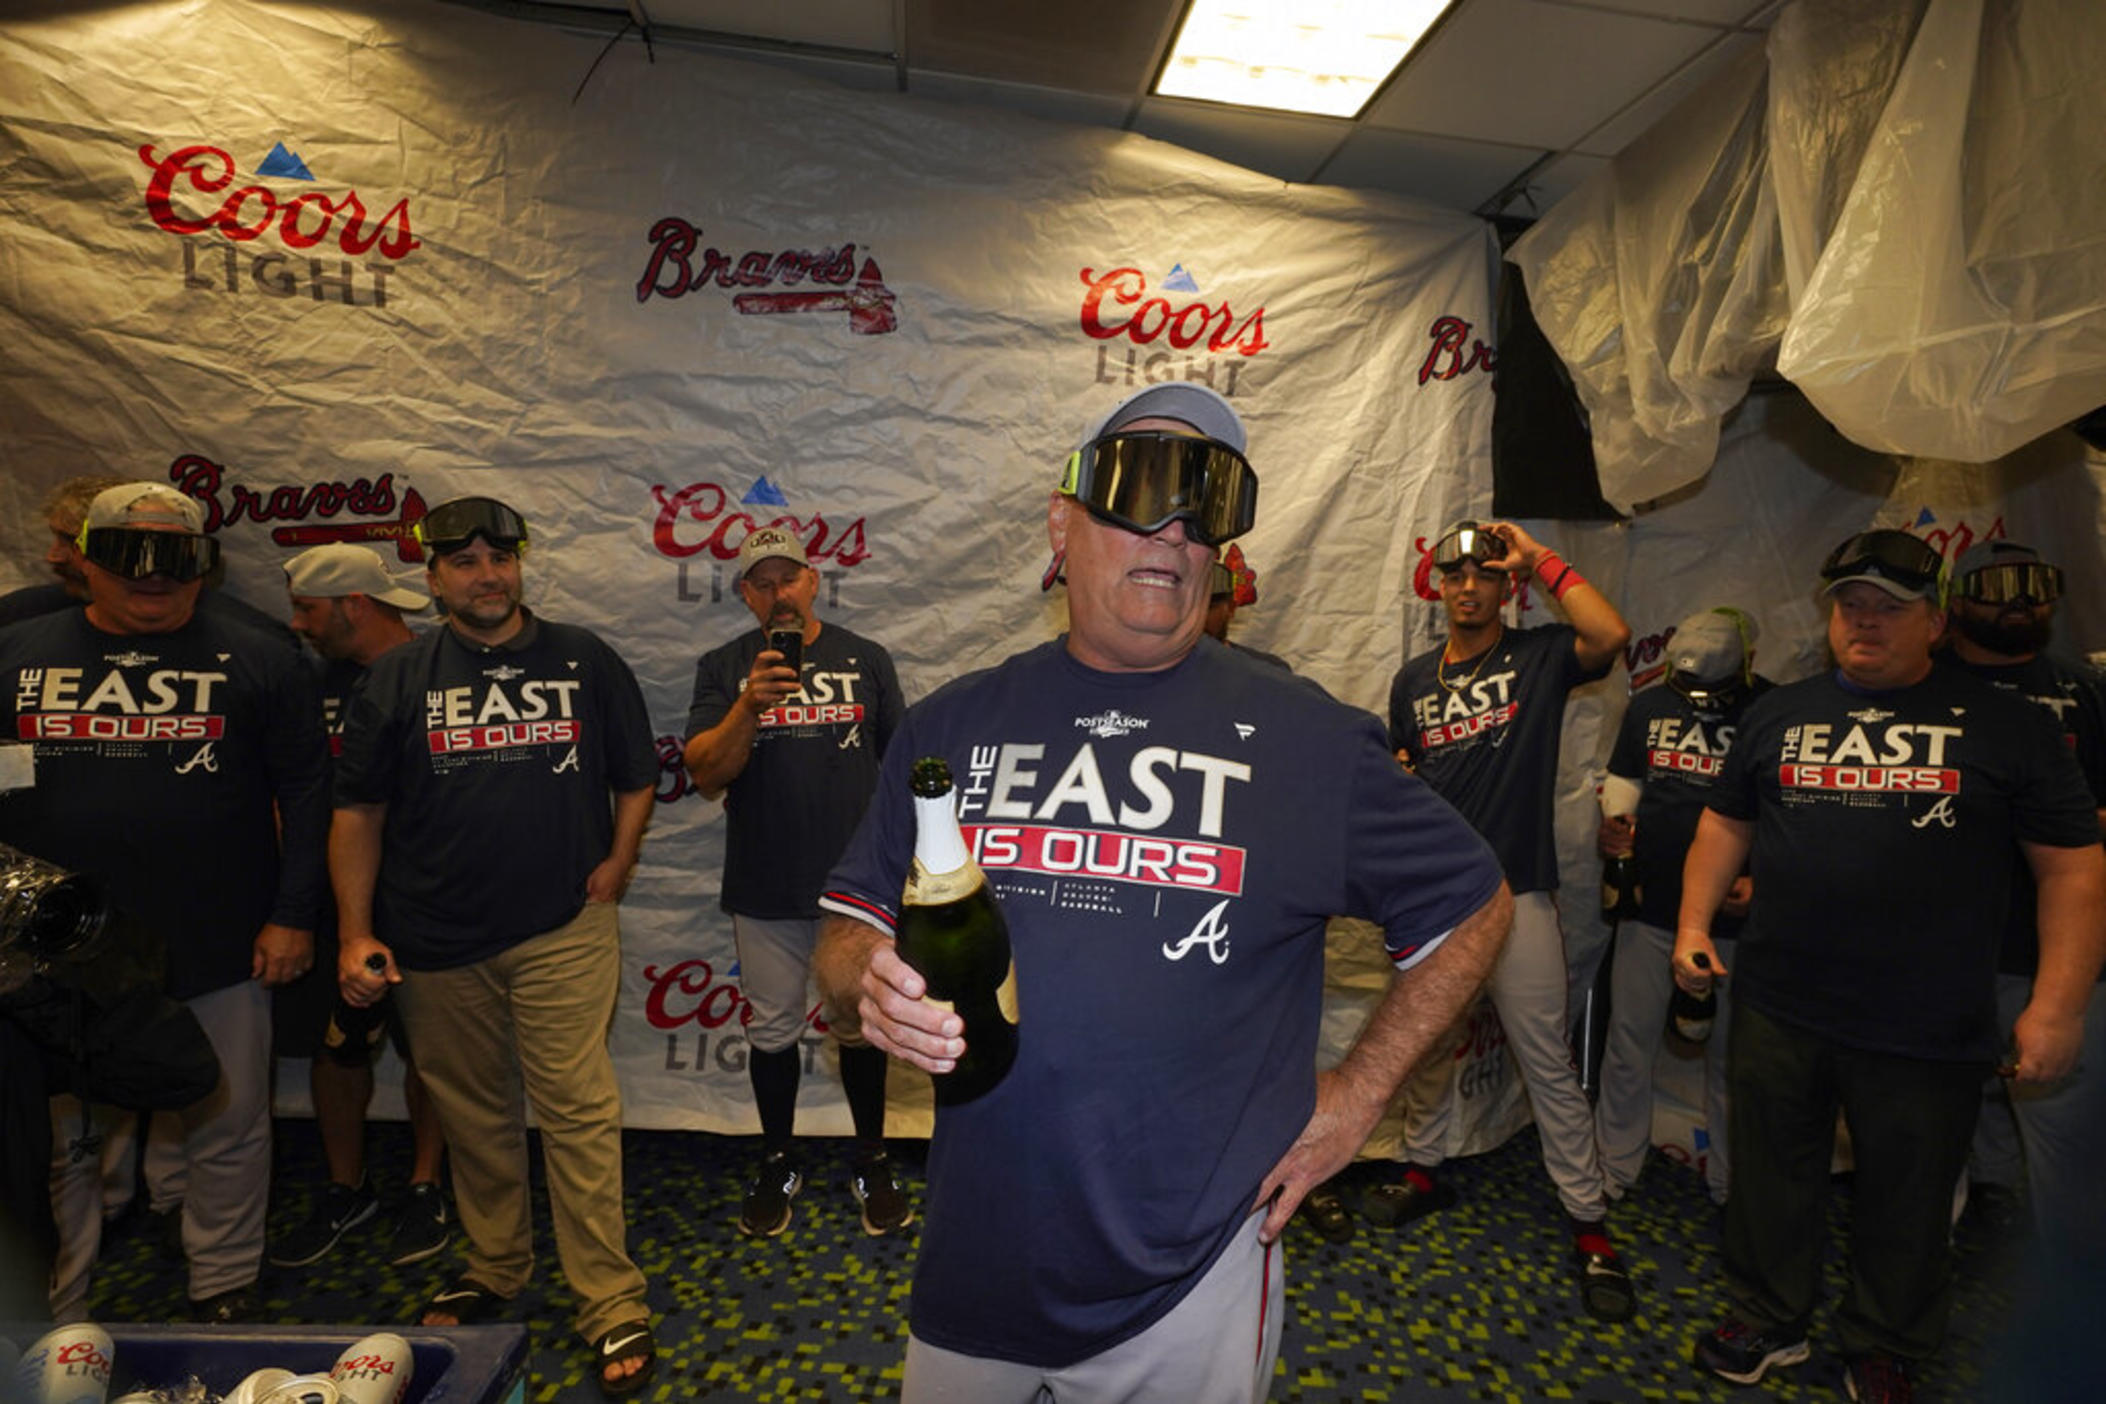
[1389,623,1603,894]
[685,622,903,919]
[1948,652,2106,975]
[333,614,657,970]
[1606,677,1771,931]
[1707,662,2098,1059]
[0,607,329,1000]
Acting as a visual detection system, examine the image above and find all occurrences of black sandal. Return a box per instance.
[594,1319,656,1399]
[418,1277,506,1327]
[1576,1249,1636,1322]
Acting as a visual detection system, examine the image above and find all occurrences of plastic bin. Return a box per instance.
[101,1323,525,1404]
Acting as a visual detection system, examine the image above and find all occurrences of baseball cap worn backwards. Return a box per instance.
[284,543,430,611]
[737,526,810,578]
[1668,611,1750,683]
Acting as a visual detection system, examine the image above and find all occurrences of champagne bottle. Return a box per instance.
[894,756,1018,1106]
[1600,851,1641,920]
[1671,950,1717,1042]
[322,953,391,1060]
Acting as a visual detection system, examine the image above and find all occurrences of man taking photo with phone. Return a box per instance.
[684,526,910,1239]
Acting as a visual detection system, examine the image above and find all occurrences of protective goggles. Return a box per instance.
[77,527,220,582]
[1668,672,1749,712]
[412,496,530,558]
[1956,561,2063,606]
[1819,530,1944,599]
[1058,431,1257,547]
[1430,520,1509,574]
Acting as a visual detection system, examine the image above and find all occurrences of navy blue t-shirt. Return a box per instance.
[1389,623,1602,894]
[822,636,1501,1367]
[1948,652,2106,975]
[333,614,658,970]
[685,622,903,918]
[1605,677,1770,931]
[1708,663,2098,1060]
[0,606,328,999]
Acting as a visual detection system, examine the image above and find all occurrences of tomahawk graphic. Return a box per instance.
[269,487,430,561]
[733,258,898,335]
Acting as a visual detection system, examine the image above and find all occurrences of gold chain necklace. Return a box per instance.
[1437,638,1497,696]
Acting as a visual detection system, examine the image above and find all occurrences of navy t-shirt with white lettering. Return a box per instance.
[1949,652,2106,975]
[1605,677,1770,931]
[685,622,903,919]
[821,636,1501,1368]
[0,607,329,1000]
[1389,623,1603,894]
[333,614,658,970]
[1707,662,2098,1060]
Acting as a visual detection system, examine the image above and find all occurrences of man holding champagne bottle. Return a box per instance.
[815,384,1513,1402]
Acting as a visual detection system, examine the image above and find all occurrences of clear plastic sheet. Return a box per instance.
[1510,0,2106,508]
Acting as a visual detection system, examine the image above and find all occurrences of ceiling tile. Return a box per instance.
[1577,30,1765,155]
[905,0,1180,97]
[1131,97,1348,185]
[908,70,1135,129]
[1364,0,1719,149]
[633,0,899,52]
[1320,127,1549,213]
[1556,0,1779,25]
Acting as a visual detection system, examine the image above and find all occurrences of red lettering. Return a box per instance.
[1417,314,1495,385]
[1078,267,1270,357]
[649,482,870,567]
[138,144,419,259]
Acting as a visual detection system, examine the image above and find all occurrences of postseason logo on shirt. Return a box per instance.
[1777,714,1962,797]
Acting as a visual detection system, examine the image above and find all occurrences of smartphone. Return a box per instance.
[767,628,804,676]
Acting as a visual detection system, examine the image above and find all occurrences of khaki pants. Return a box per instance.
[395,900,646,1342]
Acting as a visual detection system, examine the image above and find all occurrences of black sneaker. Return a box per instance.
[738,1151,802,1238]
[191,1285,262,1324]
[850,1151,915,1237]
[1362,1172,1456,1228]
[269,1178,380,1268]
[1692,1316,1810,1385]
[1300,1185,1354,1243]
[383,1182,452,1267]
[1844,1353,1914,1403]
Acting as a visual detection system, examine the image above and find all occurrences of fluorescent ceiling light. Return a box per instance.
[1154,0,1452,119]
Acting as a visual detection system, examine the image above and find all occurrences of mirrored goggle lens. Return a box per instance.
[1820,531,1943,591]
[1670,673,1744,710]
[80,528,219,582]
[1431,523,1506,573]
[416,498,529,555]
[1070,433,1257,546]
[1958,562,2062,605]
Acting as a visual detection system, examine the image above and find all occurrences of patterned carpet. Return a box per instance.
[81,1120,2034,1402]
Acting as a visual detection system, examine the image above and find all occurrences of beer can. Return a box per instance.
[13,1323,113,1404]
[327,1333,412,1404]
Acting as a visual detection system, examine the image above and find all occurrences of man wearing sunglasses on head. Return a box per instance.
[1941,541,2106,1272]
[0,482,330,1324]
[329,496,660,1398]
[1379,516,1638,1323]
[814,383,1511,1403]
[1677,530,2106,1402]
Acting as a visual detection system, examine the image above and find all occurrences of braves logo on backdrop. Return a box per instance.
[138,141,414,306]
[1418,315,1495,385]
[12,661,229,764]
[950,739,1251,907]
[1082,264,1265,396]
[636,218,898,334]
[167,454,431,562]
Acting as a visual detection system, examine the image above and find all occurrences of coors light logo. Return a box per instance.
[139,141,415,306]
[1081,264,1266,396]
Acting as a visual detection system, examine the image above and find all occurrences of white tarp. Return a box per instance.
[1509,0,2106,510]
[0,1,1508,1142]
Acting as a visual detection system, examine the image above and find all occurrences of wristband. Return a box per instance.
[1533,550,1581,599]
